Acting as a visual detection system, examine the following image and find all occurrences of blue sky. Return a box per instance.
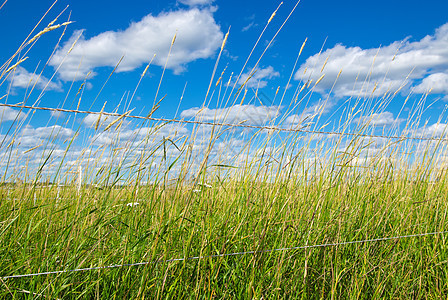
[1,0,448,181]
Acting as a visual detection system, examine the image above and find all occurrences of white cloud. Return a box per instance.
[414,73,448,94]
[178,0,214,6]
[0,106,26,123]
[180,104,281,125]
[353,111,404,127]
[412,123,448,138]
[238,66,280,89]
[82,113,119,128]
[295,23,448,98]
[11,125,76,147]
[50,8,223,80]
[50,110,65,119]
[283,114,310,127]
[92,123,189,146]
[283,99,335,128]
[8,67,61,91]
[242,22,255,32]
[21,125,75,140]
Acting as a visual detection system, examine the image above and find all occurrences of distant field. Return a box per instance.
[1,171,447,298]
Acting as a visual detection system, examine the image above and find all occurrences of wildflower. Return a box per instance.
[126,202,139,207]
[198,183,212,188]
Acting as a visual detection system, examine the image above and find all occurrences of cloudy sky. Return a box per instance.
[1,0,448,180]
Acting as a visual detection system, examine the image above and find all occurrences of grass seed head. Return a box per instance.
[5,57,28,74]
[221,30,230,51]
[28,21,74,45]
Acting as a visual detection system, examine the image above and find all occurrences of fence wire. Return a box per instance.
[2,230,446,279]
[1,103,448,142]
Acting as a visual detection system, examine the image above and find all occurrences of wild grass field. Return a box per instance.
[1,2,448,299]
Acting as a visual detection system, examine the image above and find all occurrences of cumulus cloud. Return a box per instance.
[295,23,448,98]
[92,123,189,145]
[414,73,448,94]
[353,111,405,127]
[14,125,75,147]
[283,114,312,128]
[238,66,280,89]
[50,110,65,119]
[180,104,281,125]
[50,8,223,80]
[8,66,61,91]
[82,113,119,129]
[412,123,448,138]
[21,125,75,140]
[0,106,26,123]
[283,99,335,128]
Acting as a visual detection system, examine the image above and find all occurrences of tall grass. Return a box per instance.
[1,2,448,299]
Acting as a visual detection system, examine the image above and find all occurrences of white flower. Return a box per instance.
[192,189,202,193]
[126,202,139,207]
[198,183,212,188]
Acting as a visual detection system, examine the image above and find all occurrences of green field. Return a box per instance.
[1,161,448,298]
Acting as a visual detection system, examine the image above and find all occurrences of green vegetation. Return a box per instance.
[0,166,447,298]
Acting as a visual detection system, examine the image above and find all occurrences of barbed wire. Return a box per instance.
[2,230,446,279]
[1,103,448,142]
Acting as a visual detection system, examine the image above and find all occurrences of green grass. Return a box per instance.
[1,3,448,299]
[0,173,447,298]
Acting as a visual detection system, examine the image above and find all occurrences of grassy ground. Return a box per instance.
[0,165,447,298]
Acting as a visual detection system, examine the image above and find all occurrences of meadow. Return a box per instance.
[1,2,448,299]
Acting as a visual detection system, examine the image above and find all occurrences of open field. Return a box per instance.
[1,169,448,298]
[1,1,448,298]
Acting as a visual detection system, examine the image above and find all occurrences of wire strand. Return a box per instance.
[1,103,448,142]
[2,230,446,279]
